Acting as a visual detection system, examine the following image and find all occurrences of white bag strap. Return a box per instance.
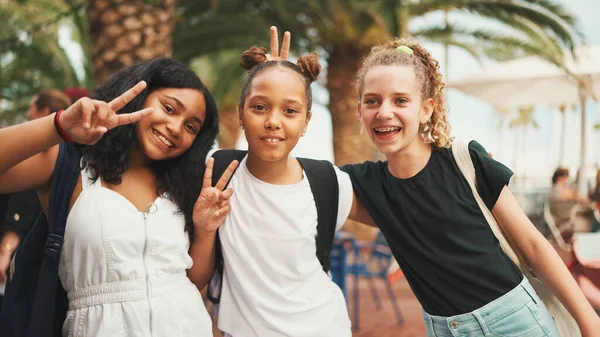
[451,139,523,269]
[453,140,580,337]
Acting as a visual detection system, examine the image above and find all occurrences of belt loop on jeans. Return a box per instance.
[472,312,492,336]
[423,313,438,337]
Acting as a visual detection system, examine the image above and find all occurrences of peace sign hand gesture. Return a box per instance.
[58,81,153,145]
[193,157,239,235]
[266,26,291,61]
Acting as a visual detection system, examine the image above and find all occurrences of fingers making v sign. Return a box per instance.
[266,26,291,62]
[193,157,240,235]
[58,81,154,145]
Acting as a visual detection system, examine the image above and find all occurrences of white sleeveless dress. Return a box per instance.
[58,168,213,337]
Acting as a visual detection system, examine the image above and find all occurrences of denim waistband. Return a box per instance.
[423,276,541,335]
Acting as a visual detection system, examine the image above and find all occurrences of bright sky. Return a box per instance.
[59,1,600,182]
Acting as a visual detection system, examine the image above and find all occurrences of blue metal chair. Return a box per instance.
[329,232,359,328]
[347,231,404,331]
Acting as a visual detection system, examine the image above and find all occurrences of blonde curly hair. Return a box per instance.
[355,38,452,148]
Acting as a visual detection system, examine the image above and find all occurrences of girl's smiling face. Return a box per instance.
[239,67,311,163]
[135,88,206,161]
[358,65,434,155]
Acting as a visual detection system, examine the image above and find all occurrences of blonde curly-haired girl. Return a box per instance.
[341,38,600,336]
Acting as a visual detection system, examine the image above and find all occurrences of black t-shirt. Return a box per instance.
[341,141,523,316]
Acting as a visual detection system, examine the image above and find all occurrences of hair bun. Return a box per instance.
[296,53,321,83]
[240,46,268,71]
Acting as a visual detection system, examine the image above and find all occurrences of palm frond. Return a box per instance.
[407,0,578,51]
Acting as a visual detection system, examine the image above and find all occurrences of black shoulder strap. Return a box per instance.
[47,143,81,256]
[297,158,339,272]
[210,150,247,187]
[27,142,80,337]
[206,149,245,305]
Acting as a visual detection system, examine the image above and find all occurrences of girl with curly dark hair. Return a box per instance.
[0,58,237,336]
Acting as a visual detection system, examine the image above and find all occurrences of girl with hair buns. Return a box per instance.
[340,39,600,336]
[208,35,353,337]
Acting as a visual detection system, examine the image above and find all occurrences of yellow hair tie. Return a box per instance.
[395,46,414,55]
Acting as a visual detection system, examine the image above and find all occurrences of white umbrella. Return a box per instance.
[448,45,600,194]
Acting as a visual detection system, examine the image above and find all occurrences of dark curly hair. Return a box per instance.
[81,58,219,239]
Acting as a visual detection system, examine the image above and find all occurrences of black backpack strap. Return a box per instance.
[297,158,339,272]
[27,143,81,337]
[210,150,247,187]
[206,150,246,305]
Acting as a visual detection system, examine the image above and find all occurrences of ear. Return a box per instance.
[420,98,435,124]
[237,104,244,125]
[356,100,363,121]
[302,111,312,136]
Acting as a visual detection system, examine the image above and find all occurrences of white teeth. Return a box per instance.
[374,126,401,132]
[264,138,281,143]
[153,130,173,147]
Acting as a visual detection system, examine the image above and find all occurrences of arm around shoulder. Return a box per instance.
[334,167,377,228]
[348,191,377,227]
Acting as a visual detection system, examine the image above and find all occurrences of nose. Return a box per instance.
[376,101,394,120]
[264,111,281,130]
[166,118,183,138]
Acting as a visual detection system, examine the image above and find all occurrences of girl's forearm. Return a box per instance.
[186,230,217,290]
[524,238,600,334]
[0,113,61,174]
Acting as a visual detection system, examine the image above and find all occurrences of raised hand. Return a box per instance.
[266,26,291,61]
[58,81,153,145]
[193,157,239,235]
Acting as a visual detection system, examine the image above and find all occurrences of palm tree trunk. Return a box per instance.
[327,44,375,166]
[217,110,241,149]
[577,92,587,195]
[327,44,377,240]
[87,0,177,85]
[558,106,566,166]
[398,1,410,38]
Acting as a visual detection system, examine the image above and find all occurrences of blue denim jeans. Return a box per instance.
[423,277,560,336]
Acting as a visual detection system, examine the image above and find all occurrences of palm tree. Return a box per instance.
[189,51,246,149]
[174,0,580,240]
[177,0,580,166]
[86,0,178,85]
[507,106,538,177]
[0,0,82,125]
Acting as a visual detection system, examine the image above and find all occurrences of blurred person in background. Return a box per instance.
[64,87,90,103]
[549,168,591,225]
[0,90,72,293]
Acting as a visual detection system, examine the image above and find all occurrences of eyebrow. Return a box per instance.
[163,95,185,109]
[363,92,411,97]
[162,94,203,125]
[191,116,203,126]
[250,95,303,106]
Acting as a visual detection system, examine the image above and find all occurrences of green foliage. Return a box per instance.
[0,0,87,125]
[174,0,582,119]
